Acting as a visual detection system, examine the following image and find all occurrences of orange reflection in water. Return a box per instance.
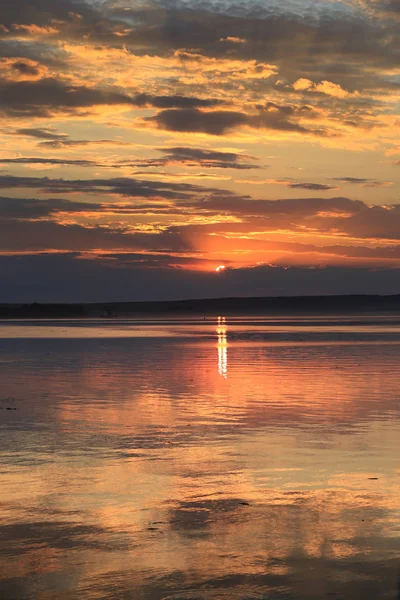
[217,316,228,378]
[2,321,400,599]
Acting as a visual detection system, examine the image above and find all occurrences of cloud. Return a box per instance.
[132,93,222,109]
[0,57,50,82]
[128,146,262,170]
[0,174,226,199]
[0,196,99,219]
[15,128,70,140]
[0,0,93,29]
[38,139,132,149]
[359,0,400,19]
[147,108,249,136]
[2,0,398,95]
[0,0,399,300]
[2,253,400,303]
[0,217,191,254]
[288,183,337,191]
[11,60,41,76]
[332,177,393,187]
[293,78,359,98]
[0,196,193,221]
[0,157,97,168]
[0,76,223,118]
[0,39,69,71]
[160,146,261,169]
[0,77,134,117]
[8,127,131,151]
[182,195,400,242]
[0,0,396,142]
[3,178,400,245]
[146,105,329,136]
[219,36,246,43]
[103,3,400,80]
[0,150,260,172]
[196,195,363,218]
[12,24,59,36]
[4,191,400,253]
[250,178,338,190]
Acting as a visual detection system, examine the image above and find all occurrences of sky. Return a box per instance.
[0,0,399,302]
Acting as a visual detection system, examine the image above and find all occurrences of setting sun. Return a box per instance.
[216,265,226,273]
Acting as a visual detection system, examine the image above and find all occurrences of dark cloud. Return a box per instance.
[4,180,400,243]
[2,253,400,303]
[0,197,99,219]
[104,5,400,84]
[3,179,400,243]
[0,1,397,135]
[0,157,97,167]
[332,176,392,187]
[38,139,132,149]
[159,146,260,169]
[0,0,96,30]
[122,146,261,170]
[361,0,400,19]
[197,195,363,217]
[0,174,226,199]
[333,177,375,184]
[1,0,398,95]
[8,129,130,152]
[0,145,259,171]
[194,195,400,241]
[0,76,222,118]
[0,217,191,253]
[0,0,398,304]
[147,108,247,136]
[330,204,400,240]
[133,93,222,109]
[3,193,400,257]
[288,183,337,191]
[11,60,40,76]
[146,106,329,136]
[0,196,184,220]
[0,77,134,118]
[15,127,69,141]
[0,152,259,171]
[0,39,69,70]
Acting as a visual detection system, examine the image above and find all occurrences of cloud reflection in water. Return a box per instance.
[0,317,400,599]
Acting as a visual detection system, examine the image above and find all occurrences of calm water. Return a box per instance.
[1,315,400,600]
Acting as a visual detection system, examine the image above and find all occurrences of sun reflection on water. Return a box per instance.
[217,316,228,378]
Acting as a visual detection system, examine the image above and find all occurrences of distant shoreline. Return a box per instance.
[1,294,400,318]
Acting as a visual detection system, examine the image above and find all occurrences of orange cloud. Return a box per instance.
[12,24,59,35]
[293,78,360,98]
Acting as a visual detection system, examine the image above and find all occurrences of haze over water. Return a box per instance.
[1,316,400,600]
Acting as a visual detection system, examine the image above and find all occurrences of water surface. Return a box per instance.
[1,315,400,599]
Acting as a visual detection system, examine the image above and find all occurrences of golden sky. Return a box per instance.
[0,0,399,300]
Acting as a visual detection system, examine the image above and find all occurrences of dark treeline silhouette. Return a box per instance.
[2,295,400,318]
[0,303,87,318]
